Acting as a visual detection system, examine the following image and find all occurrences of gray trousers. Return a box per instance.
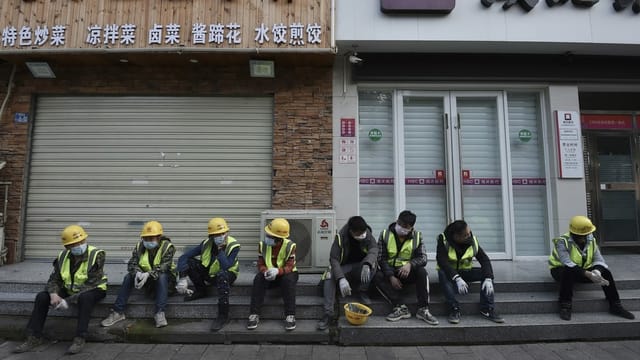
[323,262,375,316]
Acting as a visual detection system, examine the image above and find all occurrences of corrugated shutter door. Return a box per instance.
[25,96,273,261]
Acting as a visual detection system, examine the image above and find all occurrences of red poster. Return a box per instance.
[340,118,356,137]
[581,114,633,130]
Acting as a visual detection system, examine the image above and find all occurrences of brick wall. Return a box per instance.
[0,57,333,263]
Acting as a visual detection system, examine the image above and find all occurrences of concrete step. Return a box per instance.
[0,315,331,345]
[337,312,640,345]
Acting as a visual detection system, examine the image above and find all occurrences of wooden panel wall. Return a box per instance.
[0,0,331,51]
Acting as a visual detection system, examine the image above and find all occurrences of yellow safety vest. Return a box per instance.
[383,229,421,268]
[137,239,176,273]
[260,238,297,272]
[321,233,369,280]
[200,236,241,276]
[57,245,107,293]
[436,233,479,271]
[548,233,596,269]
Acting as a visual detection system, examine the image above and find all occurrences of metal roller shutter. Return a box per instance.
[25,96,273,261]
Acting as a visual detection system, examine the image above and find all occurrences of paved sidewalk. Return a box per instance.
[1,339,640,360]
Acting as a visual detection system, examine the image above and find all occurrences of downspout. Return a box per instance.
[0,64,16,121]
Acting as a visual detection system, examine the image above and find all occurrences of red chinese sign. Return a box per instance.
[340,118,356,137]
[581,114,633,130]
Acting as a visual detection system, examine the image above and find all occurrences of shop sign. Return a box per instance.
[14,112,29,123]
[340,118,356,137]
[368,128,383,142]
[555,110,584,179]
[518,129,533,142]
[381,0,456,14]
[481,0,639,13]
[580,114,634,130]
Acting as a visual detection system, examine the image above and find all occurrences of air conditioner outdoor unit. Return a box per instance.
[260,209,336,271]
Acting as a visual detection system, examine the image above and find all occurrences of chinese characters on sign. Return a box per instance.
[339,138,357,164]
[581,114,634,130]
[1,22,322,48]
[480,0,632,12]
[340,118,356,137]
[555,111,584,179]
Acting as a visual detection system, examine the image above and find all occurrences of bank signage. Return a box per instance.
[381,0,639,14]
[555,111,584,179]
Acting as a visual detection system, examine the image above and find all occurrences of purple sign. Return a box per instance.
[381,0,456,14]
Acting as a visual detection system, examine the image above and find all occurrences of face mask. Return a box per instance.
[586,234,594,241]
[70,243,87,256]
[143,240,158,250]
[353,232,367,241]
[264,236,276,247]
[214,235,226,246]
[395,224,411,236]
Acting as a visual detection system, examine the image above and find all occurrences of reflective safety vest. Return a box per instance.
[548,233,596,269]
[200,236,241,276]
[260,238,297,272]
[321,233,368,280]
[57,245,107,294]
[436,233,479,271]
[383,229,421,268]
[137,239,176,273]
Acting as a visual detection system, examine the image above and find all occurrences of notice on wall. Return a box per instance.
[339,138,356,164]
[555,110,584,179]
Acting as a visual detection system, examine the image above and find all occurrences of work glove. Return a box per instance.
[55,298,69,311]
[338,278,352,297]
[586,269,609,286]
[176,276,193,295]
[49,293,63,308]
[481,278,494,296]
[135,271,150,289]
[360,264,371,285]
[264,268,279,281]
[453,275,469,295]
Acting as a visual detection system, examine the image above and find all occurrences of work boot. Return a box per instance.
[559,302,572,321]
[316,313,331,331]
[211,303,230,332]
[184,289,206,302]
[154,311,168,328]
[610,302,635,320]
[101,309,126,327]
[13,335,44,353]
[66,337,85,355]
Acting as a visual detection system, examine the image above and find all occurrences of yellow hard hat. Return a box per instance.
[140,220,163,237]
[208,217,229,235]
[265,218,290,238]
[61,225,88,246]
[569,215,596,236]
[344,303,373,326]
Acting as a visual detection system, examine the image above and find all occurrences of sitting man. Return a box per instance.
[436,220,504,324]
[317,215,378,330]
[373,210,438,325]
[101,220,176,328]
[247,218,298,331]
[14,225,107,355]
[549,215,634,321]
[176,217,241,331]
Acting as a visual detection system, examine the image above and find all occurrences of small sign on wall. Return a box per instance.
[339,138,356,164]
[14,112,29,123]
[555,110,584,179]
[340,118,356,137]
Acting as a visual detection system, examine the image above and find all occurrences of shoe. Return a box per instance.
[416,307,439,325]
[247,314,259,330]
[386,304,411,321]
[101,309,126,327]
[210,314,229,332]
[13,335,44,353]
[358,291,372,305]
[67,337,85,355]
[285,315,296,331]
[317,314,331,331]
[184,290,206,302]
[610,302,635,320]
[559,302,572,321]
[480,309,505,323]
[448,308,461,324]
[154,311,168,328]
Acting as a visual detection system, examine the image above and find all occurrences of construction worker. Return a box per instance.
[317,215,378,330]
[101,220,176,329]
[436,220,504,324]
[247,218,298,331]
[373,210,438,325]
[176,217,241,331]
[14,225,107,355]
[549,215,635,321]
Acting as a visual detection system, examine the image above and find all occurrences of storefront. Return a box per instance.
[333,0,640,258]
[0,0,334,263]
